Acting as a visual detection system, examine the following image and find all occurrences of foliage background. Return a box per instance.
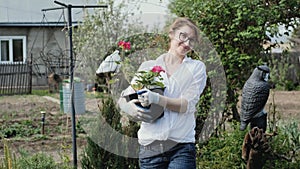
[169,0,300,121]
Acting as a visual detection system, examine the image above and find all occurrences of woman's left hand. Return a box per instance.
[137,89,160,107]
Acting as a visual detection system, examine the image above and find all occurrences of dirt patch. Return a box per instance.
[266,90,300,123]
[0,90,299,167]
[0,94,90,167]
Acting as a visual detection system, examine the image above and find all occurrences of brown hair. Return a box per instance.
[168,17,200,43]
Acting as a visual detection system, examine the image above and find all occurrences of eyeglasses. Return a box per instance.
[178,32,196,48]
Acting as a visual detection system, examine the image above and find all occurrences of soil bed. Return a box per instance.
[0,90,299,167]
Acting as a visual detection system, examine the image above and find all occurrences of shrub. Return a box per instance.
[0,139,18,169]
[80,96,139,169]
[197,123,247,169]
[197,122,300,169]
[264,122,300,169]
[17,152,58,169]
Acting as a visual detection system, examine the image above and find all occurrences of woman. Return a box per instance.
[119,17,207,169]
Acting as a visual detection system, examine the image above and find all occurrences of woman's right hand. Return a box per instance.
[118,98,153,123]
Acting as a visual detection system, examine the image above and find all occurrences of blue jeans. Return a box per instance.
[139,141,196,169]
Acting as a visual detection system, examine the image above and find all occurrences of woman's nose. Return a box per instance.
[183,40,192,48]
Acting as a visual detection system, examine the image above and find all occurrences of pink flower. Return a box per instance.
[118,41,131,50]
[151,66,165,73]
[118,41,125,47]
[124,42,131,50]
[132,65,165,90]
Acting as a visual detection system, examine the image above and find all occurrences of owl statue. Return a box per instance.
[240,65,270,132]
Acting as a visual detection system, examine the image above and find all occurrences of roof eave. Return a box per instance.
[0,21,80,27]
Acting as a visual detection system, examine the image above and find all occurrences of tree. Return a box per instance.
[169,0,300,122]
[73,0,145,84]
[73,1,145,168]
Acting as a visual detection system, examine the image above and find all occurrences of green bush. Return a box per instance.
[0,140,73,169]
[197,124,247,169]
[264,122,300,169]
[197,123,300,169]
[0,120,40,139]
[169,0,300,123]
[0,139,18,169]
[80,96,139,169]
[17,152,57,169]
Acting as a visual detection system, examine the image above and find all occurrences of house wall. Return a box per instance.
[0,26,69,87]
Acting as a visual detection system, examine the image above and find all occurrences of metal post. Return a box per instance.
[41,111,46,135]
[42,1,108,168]
[66,4,77,168]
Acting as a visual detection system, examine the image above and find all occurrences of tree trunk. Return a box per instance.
[227,87,240,121]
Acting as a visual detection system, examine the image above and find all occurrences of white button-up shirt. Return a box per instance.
[135,53,207,146]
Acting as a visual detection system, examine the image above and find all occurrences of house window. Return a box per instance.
[0,36,26,63]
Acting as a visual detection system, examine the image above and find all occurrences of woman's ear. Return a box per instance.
[168,30,175,40]
[168,33,172,40]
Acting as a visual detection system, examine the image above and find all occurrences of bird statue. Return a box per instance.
[96,50,121,74]
[96,50,122,92]
[240,65,270,132]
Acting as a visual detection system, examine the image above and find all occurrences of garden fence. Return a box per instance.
[0,62,32,96]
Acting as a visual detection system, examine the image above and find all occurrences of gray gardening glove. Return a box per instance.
[118,98,153,123]
[137,89,160,107]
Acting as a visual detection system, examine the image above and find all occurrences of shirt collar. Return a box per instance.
[182,55,191,63]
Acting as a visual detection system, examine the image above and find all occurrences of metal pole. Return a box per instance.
[43,1,108,168]
[67,4,78,168]
[41,111,46,135]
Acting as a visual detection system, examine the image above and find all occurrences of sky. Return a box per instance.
[118,0,171,31]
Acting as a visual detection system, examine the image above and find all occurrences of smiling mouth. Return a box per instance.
[181,44,191,51]
[178,41,191,49]
[184,45,191,50]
